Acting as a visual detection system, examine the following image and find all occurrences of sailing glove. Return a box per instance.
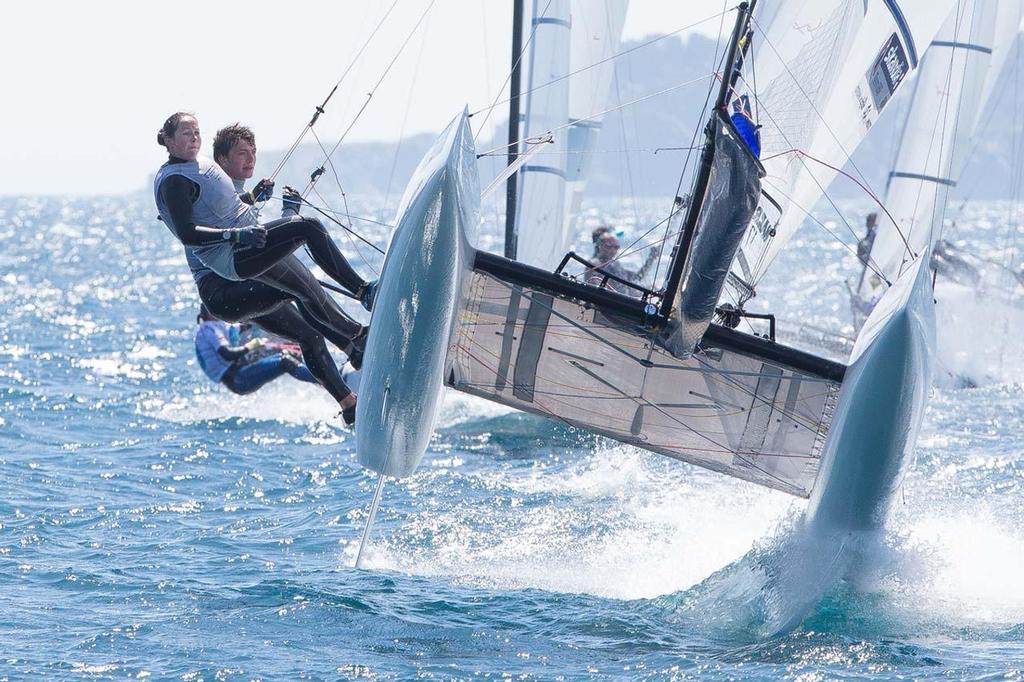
[282,187,303,217]
[250,178,275,203]
[236,226,267,247]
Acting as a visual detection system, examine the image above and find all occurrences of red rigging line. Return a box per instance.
[762,147,913,271]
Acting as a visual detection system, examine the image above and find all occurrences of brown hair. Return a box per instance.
[157,112,195,148]
[213,123,256,162]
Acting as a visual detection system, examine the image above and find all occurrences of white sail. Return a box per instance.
[969,1,1023,137]
[859,1,999,306]
[727,0,956,299]
[514,0,629,269]
[515,0,571,269]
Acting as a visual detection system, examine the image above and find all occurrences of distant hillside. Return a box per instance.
[258,32,1024,205]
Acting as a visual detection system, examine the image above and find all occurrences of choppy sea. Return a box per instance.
[1,194,1022,680]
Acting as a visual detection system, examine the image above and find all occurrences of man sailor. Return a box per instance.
[856,213,878,266]
[154,112,367,425]
[585,195,685,295]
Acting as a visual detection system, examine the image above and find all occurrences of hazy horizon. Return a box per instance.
[0,0,730,196]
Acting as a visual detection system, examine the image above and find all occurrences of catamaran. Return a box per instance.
[352,0,977,548]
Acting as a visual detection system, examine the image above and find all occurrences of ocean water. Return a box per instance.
[1,194,1022,680]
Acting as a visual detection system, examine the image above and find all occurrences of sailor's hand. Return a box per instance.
[244,338,265,352]
[251,178,275,202]
[236,225,267,248]
[282,186,303,216]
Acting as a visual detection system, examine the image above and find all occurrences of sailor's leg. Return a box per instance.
[269,255,363,352]
[251,302,354,405]
[223,356,291,394]
[250,258,364,347]
[196,275,294,322]
[234,216,368,294]
[285,360,319,385]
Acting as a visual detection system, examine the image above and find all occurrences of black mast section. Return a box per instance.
[658,1,754,318]
[504,0,525,260]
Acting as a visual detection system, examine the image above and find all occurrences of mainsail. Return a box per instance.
[857,1,1001,310]
[725,0,956,306]
[511,0,629,269]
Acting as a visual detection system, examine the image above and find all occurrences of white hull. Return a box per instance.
[805,256,936,534]
[355,111,480,478]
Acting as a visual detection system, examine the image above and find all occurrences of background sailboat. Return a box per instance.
[504,0,630,268]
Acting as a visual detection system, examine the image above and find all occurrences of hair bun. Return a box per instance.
[157,131,165,147]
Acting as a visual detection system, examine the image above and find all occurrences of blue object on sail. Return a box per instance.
[730,94,761,158]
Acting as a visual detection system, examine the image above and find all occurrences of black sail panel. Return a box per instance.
[669,115,763,356]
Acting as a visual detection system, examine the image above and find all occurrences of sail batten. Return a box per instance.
[511,0,629,269]
[859,0,1000,310]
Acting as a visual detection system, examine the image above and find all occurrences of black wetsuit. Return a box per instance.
[158,156,367,404]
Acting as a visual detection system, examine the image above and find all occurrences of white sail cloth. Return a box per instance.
[727,0,956,297]
[860,1,1000,305]
[514,0,629,269]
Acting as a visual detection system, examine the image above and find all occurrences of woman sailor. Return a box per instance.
[153,111,368,424]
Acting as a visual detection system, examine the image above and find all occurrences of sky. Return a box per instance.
[0,1,730,196]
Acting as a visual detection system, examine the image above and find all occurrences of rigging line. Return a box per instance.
[469,6,738,118]
[925,1,972,268]
[585,221,686,291]
[729,71,868,276]
[472,0,554,142]
[384,11,433,210]
[694,353,830,434]
[477,146,703,157]
[475,74,718,158]
[948,40,1013,216]
[612,216,677,264]
[474,133,555,159]
[759,177,889,282]
[468,276,831,436]
[282,199,394,229]
[301,125,380,274]
[611,40,641,235]
[454,340,744,456]
[289,192,386,256]
[270,0,403,180]
[311,185,381,277]
[1006,34,1024,274]
[457,340,653,401]
[306,0,438,197]
[476,3,506,247]
[758,147,910,271]
[480,271,656,366]
[654,0,733,291]
[307,127,349,214]
[747,14,876,196]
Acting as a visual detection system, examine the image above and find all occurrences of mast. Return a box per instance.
[658,1,754,317]
[504,0,525,260]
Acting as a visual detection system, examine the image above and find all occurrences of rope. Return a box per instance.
[654,0,734,291]
[302,0,438,199]
[474,74,717,159]
[759,147,912,263]
[471,0,554,142]
[286,192,386,256]
[269,0,403,182]
[468,6,738,118]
